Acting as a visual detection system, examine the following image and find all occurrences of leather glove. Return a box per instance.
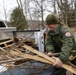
[52,57,63,68]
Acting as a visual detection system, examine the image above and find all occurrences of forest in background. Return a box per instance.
[0,0,76,30]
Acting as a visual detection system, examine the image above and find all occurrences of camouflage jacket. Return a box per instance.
[45,24,76,62]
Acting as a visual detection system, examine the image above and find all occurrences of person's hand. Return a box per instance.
[47,52,53,56]
[52,57,63,68]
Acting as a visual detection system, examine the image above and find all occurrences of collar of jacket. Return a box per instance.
[49,24,61,35]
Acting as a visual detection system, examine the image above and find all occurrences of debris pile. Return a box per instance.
[0,37,76,74]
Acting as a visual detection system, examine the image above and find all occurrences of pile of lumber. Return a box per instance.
[0,37,76,74]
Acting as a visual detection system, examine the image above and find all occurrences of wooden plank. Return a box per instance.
[3,44,14,48]
[0,38,14,48]
[10,50,53,65]
[22,45,76,74]
[0,39,13,45]
[0,58,25,64]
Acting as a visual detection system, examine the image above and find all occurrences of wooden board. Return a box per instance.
[22,45,76,74]
[10,50,53,65]
[0,39,13,47]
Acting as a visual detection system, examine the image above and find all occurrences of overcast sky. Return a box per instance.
[0,0,53,21]
[0,0,18,21]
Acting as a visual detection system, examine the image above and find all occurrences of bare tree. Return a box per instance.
[56,0,65,23]
[2,0,7,21]
[56,0,70,25]
[24,0,45,29]
[28,0,54,29]
[41,0,44,29]
[16,0,28,29]
[53,0,56,14]
[65,0,68,25]
[75,0,76,26]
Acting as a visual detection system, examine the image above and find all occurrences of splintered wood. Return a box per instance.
[0,38,76,74]
[0,38,38,66]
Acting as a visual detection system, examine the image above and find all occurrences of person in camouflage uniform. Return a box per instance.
[45,14,76,75]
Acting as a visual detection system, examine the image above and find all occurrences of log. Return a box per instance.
[22,45,76,74]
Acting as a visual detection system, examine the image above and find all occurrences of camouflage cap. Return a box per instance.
[46,14,59,25]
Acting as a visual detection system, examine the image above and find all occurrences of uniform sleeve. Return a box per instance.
[45,32,55,53]
[59,32,74,62]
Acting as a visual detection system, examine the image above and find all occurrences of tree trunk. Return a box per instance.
[41,0,44,29]
[65,0,68,25]
[57,0,65,24]
[53,0,56,14]
[75,0,76,26]
[3,0,7,22]
[17,0,28,30]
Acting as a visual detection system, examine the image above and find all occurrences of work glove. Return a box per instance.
[52,57,63,68]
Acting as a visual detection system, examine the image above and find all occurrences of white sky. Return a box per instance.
[0,0,18,21]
